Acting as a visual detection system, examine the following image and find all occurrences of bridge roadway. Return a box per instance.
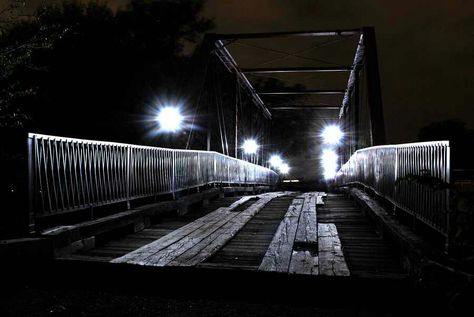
[59,191,405,279]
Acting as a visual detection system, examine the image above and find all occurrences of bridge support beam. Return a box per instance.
[363,27,386,146]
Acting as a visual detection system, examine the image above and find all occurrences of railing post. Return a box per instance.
[172,151,176,199]
[126,146,131,209]
[394,147,399,205]
[445,145,452,253]
[196,152,200,192]
[27,135,35,233]
[363,27,386,146]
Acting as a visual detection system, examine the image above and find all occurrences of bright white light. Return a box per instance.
[321,149,338,180]
[156,106,183,132]
[242,139,258,154]
[269,155,283,168]
[279,163,290,174]
[321,125,343,145]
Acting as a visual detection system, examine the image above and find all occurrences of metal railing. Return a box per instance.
[28,133,279,217]
[335,141,450,236]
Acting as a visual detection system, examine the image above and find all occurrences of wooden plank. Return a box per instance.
[295,192,318,245]
[316,195,325,205]
[258,197,304,273]
[134,212,240,266]
[111,208,227,263]
[318,222,338,238]
[317,223,350,276]
[111,195,254,264]
[112,192,288,266]
[289,250,319,275]
[169,194,283,266]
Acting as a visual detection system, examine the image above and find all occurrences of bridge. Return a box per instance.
[2,28,465,313]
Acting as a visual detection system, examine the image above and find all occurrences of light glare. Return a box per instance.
[321,125,343,145]
[269,155,283,168]
[242,139,258,154]
[321,149,338,180]
[156,106,183,132]
[279,163,290,174]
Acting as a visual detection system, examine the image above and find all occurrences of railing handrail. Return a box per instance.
[28,133,241,158]
[336,140,451,246]
[349,140,449,153]
[28,133,278,227]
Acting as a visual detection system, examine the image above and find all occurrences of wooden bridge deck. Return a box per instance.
[66,196,245,262]
[202,195,296,270]
[318,193,405,279]
[61,191,405,279]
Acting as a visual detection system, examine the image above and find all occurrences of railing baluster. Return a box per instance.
[336,141,451,239]
[27,133,278,230]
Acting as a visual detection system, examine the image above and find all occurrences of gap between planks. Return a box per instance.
[259,192,350,276]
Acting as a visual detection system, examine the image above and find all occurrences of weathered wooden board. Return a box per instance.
[111,195,255,264]
[289,250,319,275]
[112,192,288,266]
[316,195,325,205]
[258,197,304,272]
[168,193,287,266]
[295,192,318,245]
[111,208,227,263]
[317,223,350,276]
[132,212,240,266]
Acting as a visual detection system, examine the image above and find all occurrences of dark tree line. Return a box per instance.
[418,120,474,170]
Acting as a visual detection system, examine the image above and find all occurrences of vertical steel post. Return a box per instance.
[126,146,131,209]
[445,144,452,253]
[353,74,360,153]
[363,27,386,146]
[235,77,239,158]
[27,135,35,233]
[172,151,176,199]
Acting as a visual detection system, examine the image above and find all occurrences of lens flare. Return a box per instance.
[269,155,283,168]
[242,139,258,154]
[279,163,290,174]
[321,125,343,145]
[156,106,183,132]
[321,149,338,180]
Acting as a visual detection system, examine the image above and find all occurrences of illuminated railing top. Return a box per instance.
[335,140,450,236]
[28,133,279,217]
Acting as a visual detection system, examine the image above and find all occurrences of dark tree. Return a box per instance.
[419,120,474,169]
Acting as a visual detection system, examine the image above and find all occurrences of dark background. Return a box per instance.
[4,0,472,143]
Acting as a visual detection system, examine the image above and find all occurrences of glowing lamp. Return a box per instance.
[269,155,283,168]
[156,106,183,132]
[242,139,258,154]
[321,149,338,180]
[279,163,290,174]
[321,125,343,145]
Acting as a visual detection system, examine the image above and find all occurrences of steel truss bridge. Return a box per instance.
[14,28,453,289]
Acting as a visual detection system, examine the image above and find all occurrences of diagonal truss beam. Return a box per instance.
[213,39,272,119]
[339,34,365,118]
[210,29,364,120]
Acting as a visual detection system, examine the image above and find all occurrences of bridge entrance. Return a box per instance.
[188,28,386,183]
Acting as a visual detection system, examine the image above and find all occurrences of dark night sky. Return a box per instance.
[203,0,474,144]
[5,0,474,143]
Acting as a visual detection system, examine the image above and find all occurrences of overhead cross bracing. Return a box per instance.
[206,27,385,154]
[209,28,364,118]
